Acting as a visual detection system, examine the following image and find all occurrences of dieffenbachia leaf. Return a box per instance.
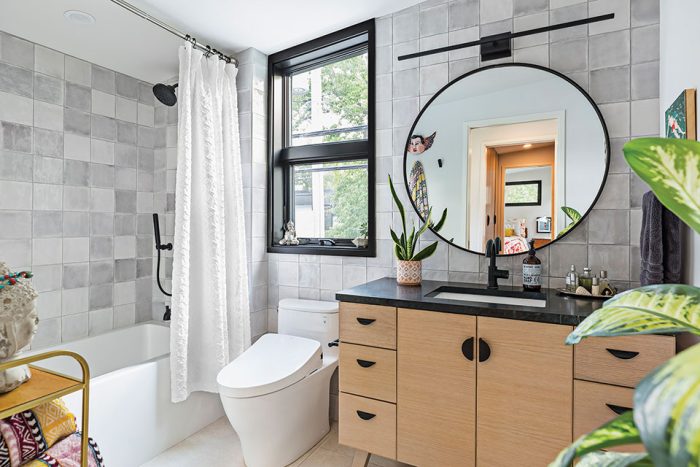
[634,343,700,466]
[566,285,700,344]
[549,411,642,467]
[624,137,700,234]
[576,451,652,467]
[562,206,582,223]
[557,206,582,238]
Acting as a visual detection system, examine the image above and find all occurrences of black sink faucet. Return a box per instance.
[486,237,509,289]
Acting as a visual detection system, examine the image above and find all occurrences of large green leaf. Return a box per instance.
[566,284,700,345]
[624,137,700,234]
[634,343,700,466]
[577,451,652,467]
[550,411,642,467]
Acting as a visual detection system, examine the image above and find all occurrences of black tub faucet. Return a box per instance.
[486,237,509,289]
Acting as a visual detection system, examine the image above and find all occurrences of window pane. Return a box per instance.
[290,52,368,146]
[293,160,368,239]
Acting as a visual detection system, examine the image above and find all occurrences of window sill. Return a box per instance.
[268,243,375,257]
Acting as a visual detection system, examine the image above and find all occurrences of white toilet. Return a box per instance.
[217,299,339,467]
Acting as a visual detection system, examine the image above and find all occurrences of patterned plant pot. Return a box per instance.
[397,260,422,286]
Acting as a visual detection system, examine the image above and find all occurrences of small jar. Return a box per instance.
[579,267,593,292]
[591,277,600,296]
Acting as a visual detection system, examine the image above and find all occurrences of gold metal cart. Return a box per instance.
[0,351,90,466]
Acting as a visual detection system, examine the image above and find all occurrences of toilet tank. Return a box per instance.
[278,299,339,348]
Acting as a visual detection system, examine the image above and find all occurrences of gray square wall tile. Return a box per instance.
[590,30,630,70]
[65,56,91,86]
[449,0,479,31]
[92,65,115,94]
[1,33,34,70]
[631,0,660,27]
[0,62,33,98]
[514,0,547,17]
[550,38,588,73]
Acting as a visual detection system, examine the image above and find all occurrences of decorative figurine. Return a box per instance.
[406,131,436,154]
[279,221,300,246]
[0,262,38,393]
[352,222,369,248]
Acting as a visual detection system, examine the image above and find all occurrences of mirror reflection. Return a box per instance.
[404,65,609,255]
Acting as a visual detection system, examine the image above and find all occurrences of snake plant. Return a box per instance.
[550,137,700,467]
[388,175,447,261]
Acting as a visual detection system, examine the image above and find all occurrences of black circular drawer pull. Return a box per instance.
[606,348,640,360]
[462,337,474,361]
[356,317,376,325]
[606,403,632,415]
[356,410,376,421]
[478,338,491,362]
[356,359,376,368]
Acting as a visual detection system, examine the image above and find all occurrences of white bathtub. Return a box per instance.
[26,322,224,467]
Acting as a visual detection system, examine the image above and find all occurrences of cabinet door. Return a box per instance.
[476,317,573,467]
[397,308,476,467]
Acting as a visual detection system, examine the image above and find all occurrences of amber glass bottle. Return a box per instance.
[522,240,542,292]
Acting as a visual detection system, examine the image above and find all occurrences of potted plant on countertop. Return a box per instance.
[389,175,447,286]
[549,137,700,466]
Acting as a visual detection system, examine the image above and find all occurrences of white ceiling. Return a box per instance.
[0,0,419,84]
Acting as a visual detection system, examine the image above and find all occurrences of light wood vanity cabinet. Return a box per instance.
[476,317,573,467]
[397,309,476,467]
[338,302,675,466]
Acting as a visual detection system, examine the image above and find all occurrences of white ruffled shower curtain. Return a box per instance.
[170,43,250,403]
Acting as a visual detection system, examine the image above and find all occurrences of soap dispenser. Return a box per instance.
[522,240,542,292]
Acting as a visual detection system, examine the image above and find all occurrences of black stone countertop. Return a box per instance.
[336,277,606,326]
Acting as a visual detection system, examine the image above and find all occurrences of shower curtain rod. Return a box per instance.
[108,0,238,66]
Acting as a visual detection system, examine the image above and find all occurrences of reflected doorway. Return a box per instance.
[484,142,555,254]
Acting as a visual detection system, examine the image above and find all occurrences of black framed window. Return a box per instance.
[504,180,542,206]
[268,20,375,256]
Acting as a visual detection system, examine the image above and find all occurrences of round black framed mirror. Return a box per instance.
[403,63,610,256]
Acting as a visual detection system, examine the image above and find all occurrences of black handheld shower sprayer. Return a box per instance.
[153,213,173,300]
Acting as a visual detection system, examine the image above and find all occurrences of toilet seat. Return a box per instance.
[217,334,322,398]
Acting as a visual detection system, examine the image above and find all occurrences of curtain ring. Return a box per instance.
[205,45,213,57]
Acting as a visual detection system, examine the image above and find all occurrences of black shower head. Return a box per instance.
[153,83,178,106]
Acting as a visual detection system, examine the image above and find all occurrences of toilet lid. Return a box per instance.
[217,333,322,398]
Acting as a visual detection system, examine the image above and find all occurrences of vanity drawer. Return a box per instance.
[340,302,396,349]
[340,343,396,403]
[575,335,675,388]
[339,392,396,460]
[574,380,643,452]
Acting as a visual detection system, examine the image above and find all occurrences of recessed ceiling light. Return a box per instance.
[523,143,533,149]
[64,10,96,25]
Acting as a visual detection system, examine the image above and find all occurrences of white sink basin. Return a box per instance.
[429,287,547,308]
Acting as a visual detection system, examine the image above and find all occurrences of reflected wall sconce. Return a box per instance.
[398,13,614,63]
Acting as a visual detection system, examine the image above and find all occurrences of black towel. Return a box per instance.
[640,191,682,285]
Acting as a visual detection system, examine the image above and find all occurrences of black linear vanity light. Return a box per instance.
[398,13,614,62]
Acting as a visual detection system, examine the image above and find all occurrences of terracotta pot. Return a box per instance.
[397,260,422,286]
